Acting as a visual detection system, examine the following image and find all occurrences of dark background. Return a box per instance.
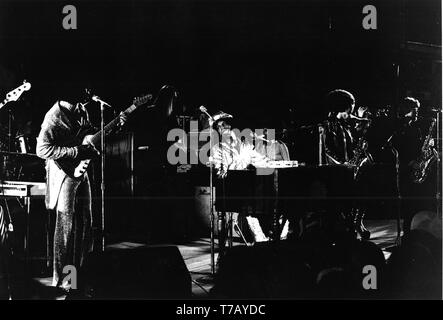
[0,0,441,243]
[0,0,441,130]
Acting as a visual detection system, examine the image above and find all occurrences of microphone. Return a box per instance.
[199,106,212,118]
[199,106,214,125]
[92,95,113,108]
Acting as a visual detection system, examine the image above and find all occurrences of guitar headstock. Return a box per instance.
[133,94,153,107]
[5,81,31,103]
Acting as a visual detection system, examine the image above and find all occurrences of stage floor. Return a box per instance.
[29,219,400,299]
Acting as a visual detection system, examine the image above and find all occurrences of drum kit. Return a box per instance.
[0,81,43,181]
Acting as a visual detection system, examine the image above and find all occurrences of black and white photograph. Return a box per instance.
[0,0,441,304]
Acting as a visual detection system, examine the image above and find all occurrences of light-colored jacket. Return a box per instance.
[36,101,86,210]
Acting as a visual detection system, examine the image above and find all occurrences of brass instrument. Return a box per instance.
[349,137,373,180]
[411,118,438,184]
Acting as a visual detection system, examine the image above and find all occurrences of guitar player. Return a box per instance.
[36,86,127,292]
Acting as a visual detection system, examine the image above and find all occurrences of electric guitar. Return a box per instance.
[55,94,153,178]
[0,81,31,110]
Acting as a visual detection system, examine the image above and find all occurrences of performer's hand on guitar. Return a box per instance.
[429,138,435,147]
[119,112,128,127]
[76,144,100,160]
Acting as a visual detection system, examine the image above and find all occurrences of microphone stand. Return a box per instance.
[392,146,401,244]
[382,133,402,243]
[3,107,14,179]
[199,107,216,275]
[97,101,106,252]
[207,118,216,275]
[209,129,215,275]
[318,124,324,166]
[89,94,112,251]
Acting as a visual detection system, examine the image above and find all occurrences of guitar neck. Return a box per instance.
[0,98,9,109]
[90,103,137,146]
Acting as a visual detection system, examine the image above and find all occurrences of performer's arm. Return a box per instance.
[277,141,290,161]
[36,119,79,160]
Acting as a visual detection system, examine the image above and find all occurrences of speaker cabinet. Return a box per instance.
[78,245,191,299]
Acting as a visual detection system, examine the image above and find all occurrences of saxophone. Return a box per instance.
[411,118,438,184]
[349,137,373,180]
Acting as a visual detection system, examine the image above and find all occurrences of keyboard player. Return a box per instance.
[209,111,267,178]
[208,111,273,245]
